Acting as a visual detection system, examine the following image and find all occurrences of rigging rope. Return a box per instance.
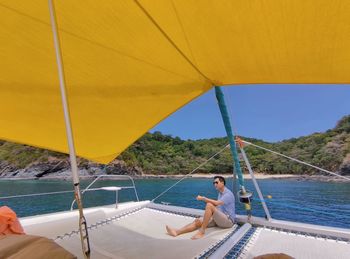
[215,87,252,215]
[2,139,346,220]
[0,190,74,200]
[260,197,349,214]
[224,88,241,197]
[225,88,240,137]
[0,187,122,200]
[215,87,245,187]
[240,139,350,182]
[151,143,230,202]
[254,198,350,219]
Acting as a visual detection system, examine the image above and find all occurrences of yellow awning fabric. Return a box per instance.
[0,0,349,163]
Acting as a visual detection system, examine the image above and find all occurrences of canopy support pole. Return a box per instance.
[215,87,251,212]
[48,1,90,257]
[237,141,272,220]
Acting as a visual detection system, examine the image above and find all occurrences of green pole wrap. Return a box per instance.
[215,86,244,188]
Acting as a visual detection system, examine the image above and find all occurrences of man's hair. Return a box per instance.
[214,176,226,185]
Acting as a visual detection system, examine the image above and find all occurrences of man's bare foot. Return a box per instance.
[191,229,205,240]
[166,225,178,237]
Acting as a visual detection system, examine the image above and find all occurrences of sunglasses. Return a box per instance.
[213,181,220,185]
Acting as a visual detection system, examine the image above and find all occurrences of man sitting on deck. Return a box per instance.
[166,175,235,240]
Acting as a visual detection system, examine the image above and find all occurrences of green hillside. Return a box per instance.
[0,115,349,176]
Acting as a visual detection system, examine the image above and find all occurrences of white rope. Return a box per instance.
[241,140,350,182]
[218,87,241,195]
[0,187,127,200]
[0,190,74,199]
[152,144,230,202]
[225,87,240,137]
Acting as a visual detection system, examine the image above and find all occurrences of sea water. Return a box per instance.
[0,178,349,229]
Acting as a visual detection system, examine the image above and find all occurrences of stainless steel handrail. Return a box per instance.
[70,175,139,210]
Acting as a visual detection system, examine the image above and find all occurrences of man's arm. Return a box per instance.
[196,195,223,206]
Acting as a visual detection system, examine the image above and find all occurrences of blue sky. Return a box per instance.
[151,84,350,142]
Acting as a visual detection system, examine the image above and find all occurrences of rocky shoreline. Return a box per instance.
[0,159,142,180]
[0,169,348,183]
[0,157,348,182]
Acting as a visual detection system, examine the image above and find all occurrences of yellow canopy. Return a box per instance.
[0,0,349,163]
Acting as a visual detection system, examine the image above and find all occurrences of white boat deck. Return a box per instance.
[21,201,238,259]
[56,208,236,259]
[19,201,350,259]
[240,227,350,259]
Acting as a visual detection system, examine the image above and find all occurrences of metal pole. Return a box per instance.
[115,190,119,208]
[48,1,90,257]
[239,146,272,220]
[242,140,350,182]
[215,87,254,217]
[214,87,244,189]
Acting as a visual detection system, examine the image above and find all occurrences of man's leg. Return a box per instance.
[166,218,202,237]
[191,203,216,240]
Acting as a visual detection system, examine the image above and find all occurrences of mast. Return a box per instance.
[48,0,90,257]
[215,87,244,184]
[215,86,251,214]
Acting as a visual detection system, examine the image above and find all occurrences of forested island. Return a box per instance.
[0,115,349,179]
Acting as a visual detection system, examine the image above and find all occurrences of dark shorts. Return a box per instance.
[201,209,234,228]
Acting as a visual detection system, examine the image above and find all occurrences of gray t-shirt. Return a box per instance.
[217,187,235,221]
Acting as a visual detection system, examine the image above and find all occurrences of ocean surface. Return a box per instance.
[0,178,349,229]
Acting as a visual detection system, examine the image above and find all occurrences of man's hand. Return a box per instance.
[196,195,206,201]
[197,196,224,207]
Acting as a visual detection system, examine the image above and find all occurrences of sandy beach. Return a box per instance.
[141,173,300,180]
[139,173,348,182]
[1,173,347,182]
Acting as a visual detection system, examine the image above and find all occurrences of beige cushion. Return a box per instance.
[254,253,294,259]
[0,234,76,259]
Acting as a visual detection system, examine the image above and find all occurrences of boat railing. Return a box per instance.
[0,175,139,211]
[70,174,139,210]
